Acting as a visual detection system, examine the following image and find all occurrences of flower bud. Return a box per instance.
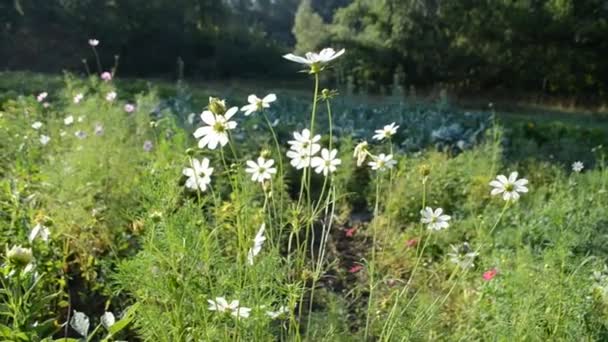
[260,149,272,159]
[208,97,227,115]
[185,148,196,157]
[149,211,163,222]
[7,245,33,267]
[419,164,431,177]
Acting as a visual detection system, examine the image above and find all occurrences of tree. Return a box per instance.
[292,0,328,53]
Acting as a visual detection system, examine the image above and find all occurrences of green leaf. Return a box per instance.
[108,303,139,335]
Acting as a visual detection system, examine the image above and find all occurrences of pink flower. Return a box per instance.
[101,72,112,81]
[483,268,498,281]
[406,238,418,248]
[348,265,363,273]
[345,227,357,237]
[124,104,135,113]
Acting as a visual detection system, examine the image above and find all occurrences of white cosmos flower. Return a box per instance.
[245,157,276,183]
[372,122,399,141]
[232,306,252,319]
[572,161,584,173]
[39,135,50,145]
[88,39,99,47]
[73,93,84,104]
[105,91,117,102]
[286,148,314,169]
[241,94,277,116]
[311,148,341,176]
[288,129,321,152]
[28,223,50,242]
[182,158,213,192]
[193,107,238,150]
[420,207,451,231]
[266,306,289,319]
[207,297,239,313]
[353,141,369,167]
[247,223,266,265]
[368,153,397,171]
[36,92,47,102]
[32,121,43,130]
[283,48,345,73]
[489,171,529,201]
[64,115,74,125]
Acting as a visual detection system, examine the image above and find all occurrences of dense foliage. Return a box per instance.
[2,0,608,98]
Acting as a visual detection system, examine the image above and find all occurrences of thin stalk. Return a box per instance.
[364,175,382,340]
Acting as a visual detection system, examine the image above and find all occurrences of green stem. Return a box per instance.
[364,174,382,340]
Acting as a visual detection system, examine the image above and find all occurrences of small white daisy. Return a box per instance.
[572,161,584,173]
[266,306,289,319]
[420,207,451,231]
[105,91,117,102]
[31,121,43,130]
[245,157,277,183]
[36,92,48,102]
[311,148,341,176]
[287,129,321,153]
[193,107,238,150]
[372,122,399,141]
[28,223,50,242]
[283,48,345,73]
[88,39,99,47]
[489,171,529,201]
[241,94,277,116]
[182,158,213,192]
[39,135,50,145]
[353,141,369,167]
[368,153,397,171]
[64,115,74,125]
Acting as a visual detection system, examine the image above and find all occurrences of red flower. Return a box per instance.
[345,227,357,237]
[348,265,363,273]
[406,238,418,248]
[483,268,498,281]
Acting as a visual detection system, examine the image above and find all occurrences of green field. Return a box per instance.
[1,70,608,341]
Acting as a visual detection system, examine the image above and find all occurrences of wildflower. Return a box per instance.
[232,307,252,319]
[193,107,238,150]
[143,140,153,152]
[101,72,112,81]
[368,153,397,171]
[94,123,104,136]
[7,245,33,267]
[31,121,43,130]
[353,141,369,167]
[245,157,277,183]
[64,115,74,125]
[311,148,341,176]
[283,48,345,74]
[247,223,266,265]
[43,102,50,108]
[70,311,90,337]
[60,131,67,137]
[345,227,357,237]
[208,297,237,313]
[73,93,84,104]
[182,158,213,192]
[77,116,85,123]
[483,268,498,281]
[420,207,451,231]
[39,135,50,145]
[489,171,529,201]
[28,223,50,242]
[75,130,87,139]
[266,306,289,319]
[287,129,321,153]
[572,161,584,173]
[124,103,135,113]
[349,265,363,273]
[372,122,399,141]
[101,312,115,329]
[287,149,314,169]
[105,91,117,102]
[448,243,478,269]
[36,92,47,102]
[241,94,277,116]
[88,39,99,47]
